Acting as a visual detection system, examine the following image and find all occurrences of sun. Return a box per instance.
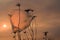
[3,24,7,28]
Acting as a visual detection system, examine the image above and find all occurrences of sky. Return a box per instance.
[0,0,60,40]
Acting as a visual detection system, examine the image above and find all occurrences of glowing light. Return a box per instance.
[3,24,7,28]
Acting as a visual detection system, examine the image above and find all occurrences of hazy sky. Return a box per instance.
[0,0,60,40]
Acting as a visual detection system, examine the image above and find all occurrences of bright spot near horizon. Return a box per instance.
[3,24,7,28]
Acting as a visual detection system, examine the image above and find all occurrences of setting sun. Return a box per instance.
[3,24,7,28]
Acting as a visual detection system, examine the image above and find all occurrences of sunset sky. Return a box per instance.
[0,0,60,40]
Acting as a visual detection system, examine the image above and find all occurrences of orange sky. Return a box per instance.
[0,0,60,40]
